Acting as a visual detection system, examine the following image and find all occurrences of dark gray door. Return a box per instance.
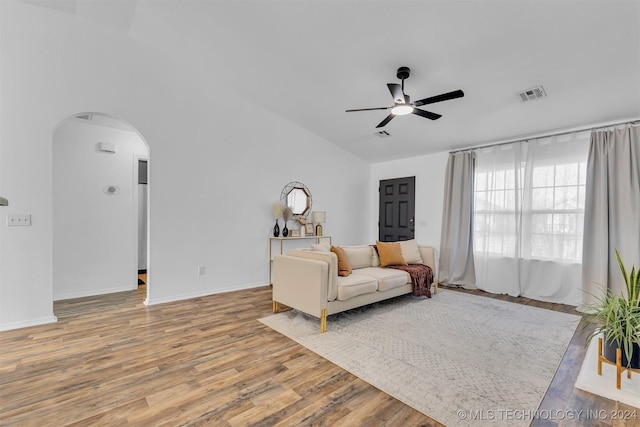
[379,176,415,242]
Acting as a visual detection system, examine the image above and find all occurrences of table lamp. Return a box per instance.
[312,211,326,236]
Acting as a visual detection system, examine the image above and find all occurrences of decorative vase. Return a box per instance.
[273,219,280,237]
[282,223,289,237]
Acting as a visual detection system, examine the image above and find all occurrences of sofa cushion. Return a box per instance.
[331,246,352,277]
[336,274,378,301]
[356,267,410,292]
[376,241,408,267]
[311,241,331,252]
[399,239,424,264]
[341,245,374,269]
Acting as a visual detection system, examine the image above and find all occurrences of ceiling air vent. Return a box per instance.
[518,86,547,102]
[376,130,390,137]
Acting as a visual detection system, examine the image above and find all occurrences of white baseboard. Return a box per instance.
[0,315,58,331]
[144,281,268,306]
[54,284,137,301]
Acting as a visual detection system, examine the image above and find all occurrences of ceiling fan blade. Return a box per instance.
[414,89,464,107]
[412,108,442,120]
[387,83,404,103]
[345,106,391,112]
[376,114,395,128]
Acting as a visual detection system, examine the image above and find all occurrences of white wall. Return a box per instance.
[0,1,370,329]
[53,119,148,300]
[370,151,449,252]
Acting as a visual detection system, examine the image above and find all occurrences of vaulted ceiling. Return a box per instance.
[19,0,640,162]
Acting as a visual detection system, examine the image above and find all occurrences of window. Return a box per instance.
[528,162,586,261]
[473,134,589,263]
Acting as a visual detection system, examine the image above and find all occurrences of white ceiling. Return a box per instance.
[21,0,640,162]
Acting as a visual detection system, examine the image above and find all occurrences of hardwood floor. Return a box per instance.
[0,283,637,426]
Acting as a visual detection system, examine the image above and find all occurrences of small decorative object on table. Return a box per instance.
[297,217,307,237]
[312,211,326,236]
[282,206,292,237]
[272,203,283,237]
[305,223,314,235]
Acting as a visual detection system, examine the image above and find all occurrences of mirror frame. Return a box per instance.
[280,181,312,220]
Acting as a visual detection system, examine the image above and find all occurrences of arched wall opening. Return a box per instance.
[52,112,150,304]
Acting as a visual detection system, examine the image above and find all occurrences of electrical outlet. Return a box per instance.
[7,214,32,226]
[198,265,205,276]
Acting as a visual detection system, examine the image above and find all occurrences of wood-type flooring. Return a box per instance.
[0,281,638,426]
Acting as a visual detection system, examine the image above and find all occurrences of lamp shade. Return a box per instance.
[312,211,326,223]
[0,196,8,206]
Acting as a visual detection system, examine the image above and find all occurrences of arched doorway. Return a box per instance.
[52,113,150,304]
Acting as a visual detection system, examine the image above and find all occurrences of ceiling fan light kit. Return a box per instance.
[391,104,413,116]
[346,66,464,128]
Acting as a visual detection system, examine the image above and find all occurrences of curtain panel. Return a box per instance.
[581,125,640,307]
[439,151,476,288]
[473,132,590,305]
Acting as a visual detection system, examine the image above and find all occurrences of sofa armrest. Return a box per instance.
[418,244,439,293]
[272,255,329,319]
[286,250,338,301]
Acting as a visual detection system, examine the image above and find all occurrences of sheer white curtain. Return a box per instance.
[473,131,590,305]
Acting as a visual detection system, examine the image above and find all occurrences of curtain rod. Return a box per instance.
[449,118,640,154]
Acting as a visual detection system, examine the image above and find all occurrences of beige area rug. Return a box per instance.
[259,289,581,426]
[575,333,640,408]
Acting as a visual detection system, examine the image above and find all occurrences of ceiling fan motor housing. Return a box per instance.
[396,66,410,80]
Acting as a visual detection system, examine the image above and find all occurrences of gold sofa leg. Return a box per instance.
[273,301,279,313]
[320,309,327,333]
[434,280,439,294]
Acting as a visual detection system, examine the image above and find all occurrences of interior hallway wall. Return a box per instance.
[53,118,148,300]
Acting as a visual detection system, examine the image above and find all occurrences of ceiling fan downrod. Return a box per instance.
[397,66,410,93]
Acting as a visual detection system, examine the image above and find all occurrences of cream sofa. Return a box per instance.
[272,242,438,332]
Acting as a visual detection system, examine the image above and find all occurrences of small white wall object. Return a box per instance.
[98,142,116,153]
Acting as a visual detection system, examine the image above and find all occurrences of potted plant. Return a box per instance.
[586,250,640,368]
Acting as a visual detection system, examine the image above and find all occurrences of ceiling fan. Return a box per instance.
[346,66,464,128]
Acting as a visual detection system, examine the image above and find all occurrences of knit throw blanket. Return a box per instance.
[388,264,433,298]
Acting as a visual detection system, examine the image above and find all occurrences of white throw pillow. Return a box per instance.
[399,239,423,264]
[310,241,331,252]
[342,245,374,269]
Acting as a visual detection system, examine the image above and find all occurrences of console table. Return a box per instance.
[269,236,332,284]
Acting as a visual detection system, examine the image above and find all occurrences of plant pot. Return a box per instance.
[603,335,640,369]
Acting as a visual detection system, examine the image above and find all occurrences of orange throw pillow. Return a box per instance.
[376,241,408,267]
[331,246,352,277]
